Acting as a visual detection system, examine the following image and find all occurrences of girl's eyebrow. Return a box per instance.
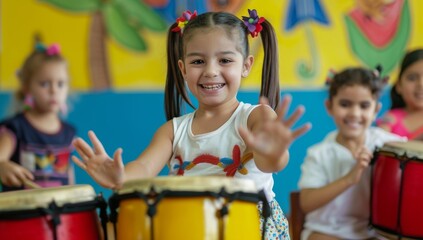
[185,52,203,57]
[186,51,237,57]
[219,51,237,55]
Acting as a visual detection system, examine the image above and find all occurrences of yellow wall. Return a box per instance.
[1,0,422,91]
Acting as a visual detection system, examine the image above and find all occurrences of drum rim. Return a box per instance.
[118,176,257,195]
[0,184,96,210]
[379,141,423,159]
[375,229,421,240]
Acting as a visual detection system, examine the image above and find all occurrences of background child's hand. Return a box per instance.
[239,96,311,170]
[72,130,124,189]
[345,146,373,184]
[0,161,33,187]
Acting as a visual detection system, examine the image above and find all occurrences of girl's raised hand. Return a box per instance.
[72,130,124,189]
[239,95,311,167]
[345,146,373,185]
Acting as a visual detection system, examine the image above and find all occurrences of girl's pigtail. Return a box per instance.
[164,23,193,121]
[389,62,405,109]
[259,19,280,110]
[243,9,279,110]
[390,87,405,109]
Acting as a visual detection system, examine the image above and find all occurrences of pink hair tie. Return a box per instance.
[46,44,61,56]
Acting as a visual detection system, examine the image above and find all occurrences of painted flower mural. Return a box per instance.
[344,0,410,74]
[149,0,245,24]
[284,0,330,81]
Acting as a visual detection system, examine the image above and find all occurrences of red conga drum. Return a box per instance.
[371,141,423,239]
[0,185,108,240]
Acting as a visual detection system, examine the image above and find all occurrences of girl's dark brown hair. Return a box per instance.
[327,66,386,101]
[165,11,280,121]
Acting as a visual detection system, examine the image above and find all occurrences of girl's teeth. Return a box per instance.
[202,84,224,90]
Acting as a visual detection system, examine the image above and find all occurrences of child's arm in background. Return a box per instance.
[72,120,174,189]
[300,147,372,213]
[0,129,34,187]
[376,111,396,132]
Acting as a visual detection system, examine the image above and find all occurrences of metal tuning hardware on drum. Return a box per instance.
[370,141,423,239]
[108,176,267,240]
[0,185,108,240]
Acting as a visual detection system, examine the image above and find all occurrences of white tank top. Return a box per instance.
[169,102,275,201]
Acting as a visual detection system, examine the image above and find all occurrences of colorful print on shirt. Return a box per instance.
[172,145,253,176]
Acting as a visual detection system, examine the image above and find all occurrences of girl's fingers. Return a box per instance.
[16,171,32,186]
[283,106,305,128]
[276,95,292,122]
[73,138,95,158]
[113,148,124,170]
[291,123,312,140]
[72,140,90,162]
[72,156,87,171]
[77,150,90,163]
[7,175,21,187]
[21,168,34,181]
[355,147,372,161]
[88,131,106,154]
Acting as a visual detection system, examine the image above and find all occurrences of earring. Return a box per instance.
[60,103,68,115]
[23,94,34,111]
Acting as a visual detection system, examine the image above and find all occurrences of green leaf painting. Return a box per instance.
[115,0,167,31]
[104,3,147,51]
[40,0,168,89]
[39,0,101,12]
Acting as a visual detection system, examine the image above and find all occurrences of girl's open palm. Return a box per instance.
[240,96,311,162]
[72,130,124,189]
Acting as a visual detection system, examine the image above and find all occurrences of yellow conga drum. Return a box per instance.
[109,176,263,240]
[0,185,107,240]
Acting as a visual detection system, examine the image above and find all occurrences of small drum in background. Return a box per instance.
[371,141,423,239]
[0,185,108,240]
[109,176,266,240]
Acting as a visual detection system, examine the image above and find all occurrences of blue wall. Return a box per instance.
[0,89,391,214]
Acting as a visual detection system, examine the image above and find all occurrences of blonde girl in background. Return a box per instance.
[72,9,311,239]
[0,43,76,191]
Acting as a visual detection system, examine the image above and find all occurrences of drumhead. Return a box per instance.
[118,176,257,195]
[0,185,96,210]
[380,141,423,159]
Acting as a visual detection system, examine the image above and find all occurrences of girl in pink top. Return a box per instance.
[377,49,423,140]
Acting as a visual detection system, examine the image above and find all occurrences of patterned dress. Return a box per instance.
[0,113,75,191]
